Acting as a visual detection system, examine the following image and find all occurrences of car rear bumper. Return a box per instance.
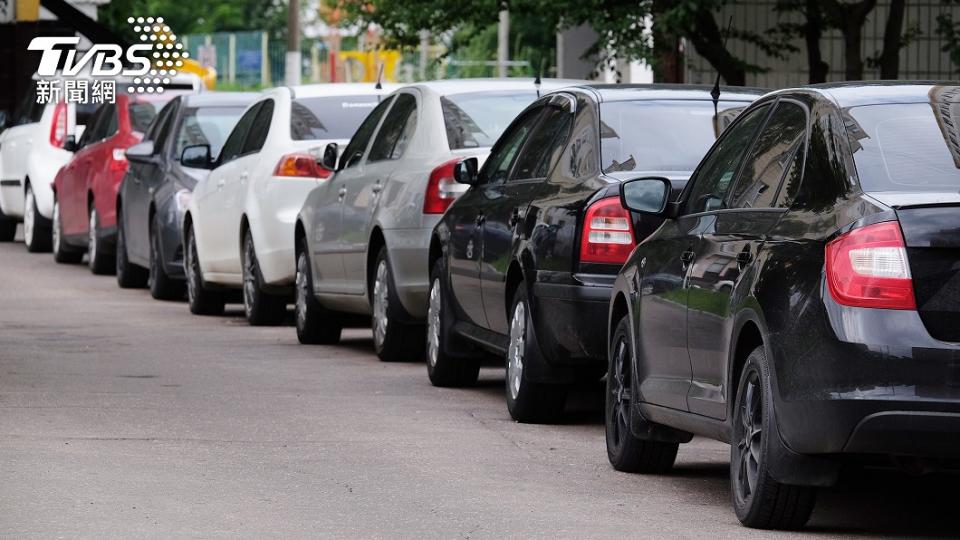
[382,226,434,320]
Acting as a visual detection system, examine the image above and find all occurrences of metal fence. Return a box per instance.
[685,0,960,88]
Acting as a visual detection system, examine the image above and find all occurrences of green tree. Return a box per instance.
[99,0,289,41]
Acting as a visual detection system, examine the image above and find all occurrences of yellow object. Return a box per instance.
[16,0,40,21]
[178,59,218,90]
[338,50,401,83]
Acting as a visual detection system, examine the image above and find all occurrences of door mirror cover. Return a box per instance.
[322,142,339,171]
[453,157,479,185]
[126,141,157,163]
[619,177,672,215]
[180,144,213,169]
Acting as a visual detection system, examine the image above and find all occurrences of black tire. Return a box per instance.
[23,184,52,253]
[148,213,185,300]
[731,346,817,530]
[241,229,286,326]
[185,226,225,316]
[370,246,425,362]
[87,206,114,275]
[51,198,82,264]
[426,257,480,387]
[116,208,148,288]
[605,316,679,473]
[295,238,342,344]
[505,285,567,424]
[0,205,16,242]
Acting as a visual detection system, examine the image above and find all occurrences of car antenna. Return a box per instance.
[711,16,734,118]
[375,62,384,102]
[535,59,543,98]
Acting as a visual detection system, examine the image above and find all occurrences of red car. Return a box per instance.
[51,93,172,273]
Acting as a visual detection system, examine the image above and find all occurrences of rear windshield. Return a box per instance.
[128,102,158,133]
[290,95,380,140]
[175,106,246,162]
[599,100,749,173]
[847,103,960,192]
[442,91,539,150]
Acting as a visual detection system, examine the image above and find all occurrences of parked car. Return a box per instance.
[51,92,184,272]
[294,78,583,359]
[115,92,258,299]
[182,83,399,323]
[428,84,762,422]
[606,82,960,529]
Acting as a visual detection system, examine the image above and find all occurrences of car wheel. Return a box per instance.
[0,206,15,242]
[148,213,184,300]
[295,238,342,344]
[116,209,148,288]
[731,346,817,530]
[23,185,52,253]
[505,285,567,424]
[371,246,425,362]
[51,198,82,264]
[606,315,679,473]
[87,206,114,275]
[185,226,225,316]
[241,229,286,326]
[426,257,480,387]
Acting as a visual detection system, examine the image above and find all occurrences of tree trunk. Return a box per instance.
[687,8,746,86]
[880,0,906,78]
[805,0,829,83]
[652,29,683,83]
[823,0,877,81]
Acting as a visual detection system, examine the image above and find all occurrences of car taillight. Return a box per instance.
[110,148,128,175]
[273,153,333,179]
[423,158,461,215]
[825,220,915,310]
[579,196,636,265]
[49,102,67,148]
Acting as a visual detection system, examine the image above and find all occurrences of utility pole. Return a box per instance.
[497,9,509,78]
[286,0,302,86]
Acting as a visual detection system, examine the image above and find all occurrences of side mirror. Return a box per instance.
[63,135,78,153]
[126,141,156,163]
[322,142,339,171]
[0,110,7,132]
[619,177,672,215]
[181,144,213,169]
[453,157,479,185]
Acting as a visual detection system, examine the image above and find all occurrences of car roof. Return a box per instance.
[182,92,260,107]
[782,81,960,107]
[283,82,404,99]
[568,83,767,103]
[405,78,587,97]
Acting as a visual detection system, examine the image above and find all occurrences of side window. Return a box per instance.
[101,105,118,138]
[511,104,573,181]
[729,101,807,209]
[368,93,417,162]
[684,104,771,215]
[152,106,177,156]
[481,107,543,185]
[340,96,394,169]
[219,103,260,164]
[77,105,105,148]
[145,100,174,142]
[241,99,274,155]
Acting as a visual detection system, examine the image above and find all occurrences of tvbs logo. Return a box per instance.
[28,37,152,77]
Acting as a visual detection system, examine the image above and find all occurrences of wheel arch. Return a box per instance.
[728,316,765,419]
[366,226,387,302]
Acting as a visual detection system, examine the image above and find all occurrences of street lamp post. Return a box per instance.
[286,0,302,86]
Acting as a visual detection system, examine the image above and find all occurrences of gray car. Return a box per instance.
[116,92,258,299]
[295,78,582,360]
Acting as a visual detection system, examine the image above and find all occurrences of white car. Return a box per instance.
[182,83,400,324]
[294,78,582,360]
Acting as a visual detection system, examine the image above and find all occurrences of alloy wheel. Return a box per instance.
[23,188,35,246]
[88,208,98,266]
[427,278,441,367]
[52,201,62,254]
[372,260,389,348]
[242,236,257,318]
[295,252,309,329]
[735,370,763,505]
[186,233,199,304]
[507,300,526,401]
[609,337,631,449]
[148,227,160,290]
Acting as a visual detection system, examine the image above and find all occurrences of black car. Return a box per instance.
[607,82,960,529]
[116,92,257,299]
[428,85,763,423]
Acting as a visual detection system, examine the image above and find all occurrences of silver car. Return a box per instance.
[295,78,582,360]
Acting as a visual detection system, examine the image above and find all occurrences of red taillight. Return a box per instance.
[50,102,67,148]
[273,153,333,179]
[579,196,636,265]
[423,158,461,215]
[825,220,916,310]
[109,148,128,176]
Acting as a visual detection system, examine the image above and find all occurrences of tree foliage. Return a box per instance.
[99,0,290,41]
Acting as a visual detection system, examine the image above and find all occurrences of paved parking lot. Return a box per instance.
[0,231,957,538]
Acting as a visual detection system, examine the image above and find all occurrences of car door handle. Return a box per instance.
[737,250,753,268]
[680,250,695,270]
[475,213,485,226]
[371,180,382,194]
[338,186,347,201]
[240,172,249,182]
[508,207,523,228]
[217,178,225,189]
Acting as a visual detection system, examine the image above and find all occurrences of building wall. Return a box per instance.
[684,1,960,88]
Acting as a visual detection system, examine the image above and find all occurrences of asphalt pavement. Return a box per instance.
[0,228,957,539]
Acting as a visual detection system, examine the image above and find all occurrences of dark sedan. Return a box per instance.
[116,92,257,299]
[608,82,960,529]
[428,84,763,423]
